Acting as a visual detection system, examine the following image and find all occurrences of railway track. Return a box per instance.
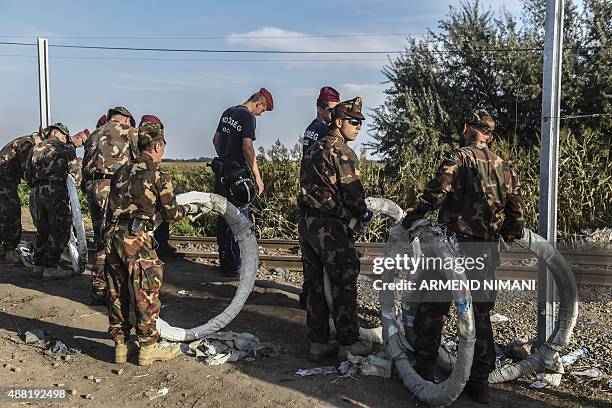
[21,232,612,286]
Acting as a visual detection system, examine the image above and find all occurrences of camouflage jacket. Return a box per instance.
[82,120,138,181]
[298,131,367,223]
[25,139,78,186]
[0,133,40,184]
[105,155,187,229]
[414,141,525,240]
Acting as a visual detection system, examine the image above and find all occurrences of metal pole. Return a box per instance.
[37,37,50,130]
[538,0,564,347]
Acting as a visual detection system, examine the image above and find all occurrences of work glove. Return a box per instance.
[184,203,202,215]
[401,211,424,230]
[361,209,374,231]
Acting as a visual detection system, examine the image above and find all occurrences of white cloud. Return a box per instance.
[226,26,406,68]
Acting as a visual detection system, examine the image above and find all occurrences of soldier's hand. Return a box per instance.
[255,176,265,196]
[184,203,201,215]
[361,209,374,229]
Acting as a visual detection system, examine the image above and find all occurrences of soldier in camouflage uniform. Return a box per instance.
[0,130,44,264]
[82,107,138,305]
[25,123,80,280]
[298,97,374,361]
[103,121,200,365]
[401,109,525,404]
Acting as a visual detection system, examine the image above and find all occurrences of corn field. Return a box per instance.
[17,130,610,242]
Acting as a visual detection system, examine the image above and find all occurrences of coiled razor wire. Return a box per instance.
[156,192,259,342]
[487,228,578,382]
[380,218,578,406]
[381,220,476,407]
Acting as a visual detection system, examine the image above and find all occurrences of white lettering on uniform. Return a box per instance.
[221,116,242,133]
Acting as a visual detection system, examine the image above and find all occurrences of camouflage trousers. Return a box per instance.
[84,179,111,293]
[0,182,21,250]
[413,240,499,384]
[105,225,163,346]
[31,183,72,267]
[298,214,360,345]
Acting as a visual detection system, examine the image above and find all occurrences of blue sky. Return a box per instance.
[0,0,522,159]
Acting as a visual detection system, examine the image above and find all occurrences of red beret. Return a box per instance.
[83,128,91,138]
[96,115,107,128]
[259,88,273,111]
[318,86,340,103]
[140,114,162,126]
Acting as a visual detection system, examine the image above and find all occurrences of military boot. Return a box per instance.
[4,249,21,265]
[31,265,45,278]
[115,338,140,364]
[309,341,339,362]
[42,265,74,281]
[138,342,181,366]
[338,338,373,359]
[89,288,107,306]
[462,381,491,405]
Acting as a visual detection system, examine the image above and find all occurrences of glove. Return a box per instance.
[401,211,424,230]
[184,203,201,215]
[361,209,374,229]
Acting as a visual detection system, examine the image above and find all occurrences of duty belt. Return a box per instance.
[33,178,66,187]
[92,172,114,180]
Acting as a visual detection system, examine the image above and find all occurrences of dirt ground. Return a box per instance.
[1,256,609,408]
[1,212,609,407]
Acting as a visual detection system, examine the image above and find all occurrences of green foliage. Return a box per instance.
[368,0,611,241]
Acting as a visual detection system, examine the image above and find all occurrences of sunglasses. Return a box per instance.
[346,118,362,126]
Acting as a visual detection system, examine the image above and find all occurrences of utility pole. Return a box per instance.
[37,37,50,130]
[538,0,564,347]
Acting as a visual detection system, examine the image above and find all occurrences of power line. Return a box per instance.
[0,53,389,63]
[0,41,402,54]
[1,40,608,55]
[0,32,426,40]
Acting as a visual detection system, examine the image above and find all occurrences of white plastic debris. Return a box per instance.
[490,313,509,322]
[561,348,588,366]
[187,331,275,366]
[146,387,169,400]
[570,368,603,378]
[529,380,548,389]
[23,329,47,344]
[338,353,392,379]
[584,319,598,325]
[295,367,338,377]
[177,290,191,296]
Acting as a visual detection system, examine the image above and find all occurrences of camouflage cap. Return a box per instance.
[47,122,70,137]
[464,108,495,134]
[138,122,165,147]
[332,97,366,121]
[107,106,136,127]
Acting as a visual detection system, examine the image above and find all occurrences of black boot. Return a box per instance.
[157,243,178,255]
[463,381,491,405]
[89,288,107,306]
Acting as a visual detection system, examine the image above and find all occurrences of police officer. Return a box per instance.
[212,88,272,276]
[298,86,341,308]
[302,86,340,154]
[104,121,200,365]
[0,129,45,264]
[25,123,81,280]
[401,109,525,404]
[298,97,373,361]
[82,107,138,305]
